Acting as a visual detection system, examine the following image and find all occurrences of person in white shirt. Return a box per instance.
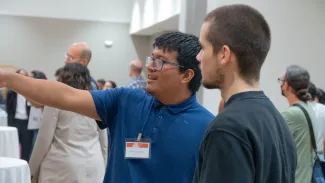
[308,82,325,155]
[6,69,32,161]
[28,70,47,151]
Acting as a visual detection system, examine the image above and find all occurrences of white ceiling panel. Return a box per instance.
[0,0,133,23]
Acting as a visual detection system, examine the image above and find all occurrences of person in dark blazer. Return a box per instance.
[6,69,32,161]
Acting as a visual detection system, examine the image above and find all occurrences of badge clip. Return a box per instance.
[137,133,142,141]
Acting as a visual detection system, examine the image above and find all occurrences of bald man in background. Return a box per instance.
[65,42,98,90]
[126,60,146,89]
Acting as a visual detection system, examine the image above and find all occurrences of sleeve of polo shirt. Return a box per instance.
[196,130,254,183]
[89,88,123,129]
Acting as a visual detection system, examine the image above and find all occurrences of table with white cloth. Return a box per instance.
[0,157,31,183]
[0,126,19,158]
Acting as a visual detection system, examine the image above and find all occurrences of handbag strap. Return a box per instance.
[293,103,319,158]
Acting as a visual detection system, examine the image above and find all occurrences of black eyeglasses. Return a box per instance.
[146,56,185,71]
[278,78,285,85]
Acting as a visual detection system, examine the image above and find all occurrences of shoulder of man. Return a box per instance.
[206,111,248,138]
[282,105,303,120]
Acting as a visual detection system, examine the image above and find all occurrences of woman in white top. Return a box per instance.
[29,63,108,183]
[28,71,47,151]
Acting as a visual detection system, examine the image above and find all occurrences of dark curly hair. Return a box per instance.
[58,63,91,90]
[153,31,202,93]
[31,70,47,80]
[54,67,63,77]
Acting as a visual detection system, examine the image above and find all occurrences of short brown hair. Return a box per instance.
[204,4,271,83]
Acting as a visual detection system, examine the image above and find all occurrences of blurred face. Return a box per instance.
[146,48,187,96]
[65,46,87,66]
[197,22,231,89]
[278,74,289,97]
[97,82,104,90]
[103,82,113,90]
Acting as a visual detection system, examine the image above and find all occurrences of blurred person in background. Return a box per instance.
[96,79,106,90]
[317,88,325,105]
[308,82,325,157]
[103,80,117,90]
[6,68,32,161]
[29,63,107,183]
[64,42,98,90]
[0,88,4,108]
[280,65,315,183]
[28,70,47,152]
[126,59,146,89]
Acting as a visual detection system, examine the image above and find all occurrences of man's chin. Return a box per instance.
[202,81,220,89]
[146,85,154,94]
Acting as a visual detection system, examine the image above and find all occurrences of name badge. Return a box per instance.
[125,138,151,159]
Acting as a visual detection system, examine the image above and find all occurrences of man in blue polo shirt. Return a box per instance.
[0,32,214,183]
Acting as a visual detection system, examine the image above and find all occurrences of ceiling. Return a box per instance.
[0,0,134,23]
[131,14,179,36]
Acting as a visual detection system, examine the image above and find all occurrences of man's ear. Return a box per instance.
[283,82,289,90]
[219,45,231,66]
[181,69,195,84]
[80,59,89,66]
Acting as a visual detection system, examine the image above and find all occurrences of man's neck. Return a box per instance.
[286,93,300,106]
[154,89,192,105]
[221,78,261,102]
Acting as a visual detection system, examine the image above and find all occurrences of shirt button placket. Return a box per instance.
[151,108,165,135]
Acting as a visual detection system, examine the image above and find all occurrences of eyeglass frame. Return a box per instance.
[278,77,285,85]
[65,54,82,61]
[146,56,186,71]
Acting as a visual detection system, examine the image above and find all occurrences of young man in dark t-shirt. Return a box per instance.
[193,4,297,183]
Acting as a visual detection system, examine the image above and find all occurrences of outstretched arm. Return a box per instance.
[2,71,99,120]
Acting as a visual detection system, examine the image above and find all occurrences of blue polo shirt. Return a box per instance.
[90,88,214,183]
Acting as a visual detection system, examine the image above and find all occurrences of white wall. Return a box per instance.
[0,0,133,22]
[130,0,181,34]
[0,15,138,86]
[203,0,325,114]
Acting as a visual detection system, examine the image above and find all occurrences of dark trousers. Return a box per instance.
[13,118,33,162]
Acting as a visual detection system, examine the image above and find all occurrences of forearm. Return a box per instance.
[5,72,74,110]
